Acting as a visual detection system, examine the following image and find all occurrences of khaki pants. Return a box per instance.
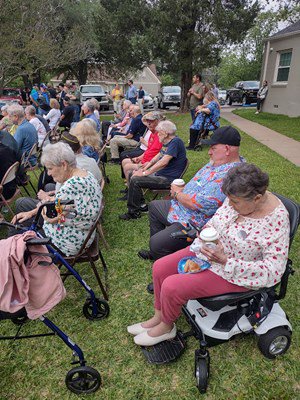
[110,136,139,159]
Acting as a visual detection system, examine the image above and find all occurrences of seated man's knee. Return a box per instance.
[148,200,161,215]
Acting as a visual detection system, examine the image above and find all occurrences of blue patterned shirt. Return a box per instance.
[167,159,244,228]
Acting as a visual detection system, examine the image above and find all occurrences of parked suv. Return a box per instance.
[226,81,259,105]
[158,86,181,109]
[79,84,109,110]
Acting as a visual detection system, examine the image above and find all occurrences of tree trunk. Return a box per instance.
[77,60,88,85]
[180,70,192,113]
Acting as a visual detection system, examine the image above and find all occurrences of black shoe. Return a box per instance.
[118,194,128,201]
[119,212,141,220]
[147,282,154,294]
[138,249,154,260]
[119,188,128,194]
[185,146,194,150]
[139,203,148,212]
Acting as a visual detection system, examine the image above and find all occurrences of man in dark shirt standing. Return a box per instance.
[119,120,187,220]
[58,97,75,129]
[109,105,146,162]
[137,86,145,114]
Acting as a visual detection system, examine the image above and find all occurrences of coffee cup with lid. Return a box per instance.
[199,227,219,248]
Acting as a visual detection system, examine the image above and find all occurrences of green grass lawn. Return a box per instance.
[232,108,300,142]
[0,113,299,400]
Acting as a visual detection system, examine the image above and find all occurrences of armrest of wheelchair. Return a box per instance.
[25,237,52,246]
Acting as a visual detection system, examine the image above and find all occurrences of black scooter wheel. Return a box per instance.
[194,349,209,394]
[66,366,101,394]
[258,327,291,359]
[83,298,110,320]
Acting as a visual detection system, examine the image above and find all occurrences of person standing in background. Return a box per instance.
[187,74,204,121]
[126,80,138,104]
[111,83,123,114]
[255,80,268,115]
[137,86,145,114]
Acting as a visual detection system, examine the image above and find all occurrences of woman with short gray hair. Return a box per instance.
[0,105,16,134]
[12,142,102,256]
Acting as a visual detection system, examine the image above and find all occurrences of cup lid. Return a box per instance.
[172,178,185,185]
[200,227,219,241]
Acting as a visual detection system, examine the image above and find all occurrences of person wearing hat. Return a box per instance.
[37,131,102,198]
[138,126,244,267]
[119,111,164,196]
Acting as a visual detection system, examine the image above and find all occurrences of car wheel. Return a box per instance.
[242,95,249,106]
[226,96,232,106]
[160,100,166,109]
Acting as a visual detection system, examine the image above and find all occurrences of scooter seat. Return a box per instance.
[197,289,264,311]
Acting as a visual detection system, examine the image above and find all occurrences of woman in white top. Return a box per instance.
[44,98,61,129]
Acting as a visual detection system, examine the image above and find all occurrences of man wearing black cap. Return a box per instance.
[139,126,244,265]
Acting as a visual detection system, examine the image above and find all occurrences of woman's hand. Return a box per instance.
[11,211,33,224]
[41,207,60,224]
[200,242,227,265]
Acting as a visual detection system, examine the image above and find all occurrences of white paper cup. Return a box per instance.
[200,228,219,247]
[172,178,185,187]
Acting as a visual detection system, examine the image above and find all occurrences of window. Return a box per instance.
[276,51,292,82]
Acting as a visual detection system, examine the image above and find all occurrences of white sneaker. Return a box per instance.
[134,324,177,346]
[255,111,259,114]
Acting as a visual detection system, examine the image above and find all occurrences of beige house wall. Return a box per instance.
[262,33,300,117]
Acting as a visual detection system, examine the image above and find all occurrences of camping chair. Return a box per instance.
[0,162,22,218]
[144,159,190,201]
[60,207,109,301]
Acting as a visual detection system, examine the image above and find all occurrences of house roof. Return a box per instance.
[270,20,300,39]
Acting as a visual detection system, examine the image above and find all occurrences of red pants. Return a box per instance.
[153,246,249,324]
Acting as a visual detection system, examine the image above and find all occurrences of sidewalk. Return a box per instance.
[221,108,300,167]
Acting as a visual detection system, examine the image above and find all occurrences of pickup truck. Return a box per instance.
[79,84,109,110]
[226,81,259,105]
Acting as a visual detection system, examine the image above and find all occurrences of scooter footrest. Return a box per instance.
[141,332,186,364]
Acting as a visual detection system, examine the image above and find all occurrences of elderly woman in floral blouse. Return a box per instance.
[128,163,290,346]
[12,142,102,256]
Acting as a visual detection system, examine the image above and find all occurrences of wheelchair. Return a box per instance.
[140,194,300,394]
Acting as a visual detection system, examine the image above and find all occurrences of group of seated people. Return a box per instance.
[0,86,292,355]
[106,116,290,349]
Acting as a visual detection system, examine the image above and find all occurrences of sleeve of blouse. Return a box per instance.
[222,211,290,288]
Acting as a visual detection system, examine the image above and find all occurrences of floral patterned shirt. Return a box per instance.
[168,160,243,228]
[43,172,102,256]
[205,197,290,289]
[190,101,220,131]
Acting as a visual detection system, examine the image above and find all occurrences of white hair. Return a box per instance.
[41,142,77,168]
[7,104,25,119]
[83,100,95,112]
[157,120,177,136]
[25,105,36,116]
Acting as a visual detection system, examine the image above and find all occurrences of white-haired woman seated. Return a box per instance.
[128,164,290,346]
[12,142,102,256]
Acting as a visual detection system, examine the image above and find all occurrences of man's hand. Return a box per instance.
[37,190,55,201]
[170,184,185,198]
[200,242,227,266]
[132,169,144,177]
[11,211,34,224]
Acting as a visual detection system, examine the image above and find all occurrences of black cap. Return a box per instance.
[201,126,241,146]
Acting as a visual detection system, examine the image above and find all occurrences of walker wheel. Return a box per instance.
[257,327,291,359]
[83,298,110,320]
[194,349,210,394]
[65,366,101,394]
